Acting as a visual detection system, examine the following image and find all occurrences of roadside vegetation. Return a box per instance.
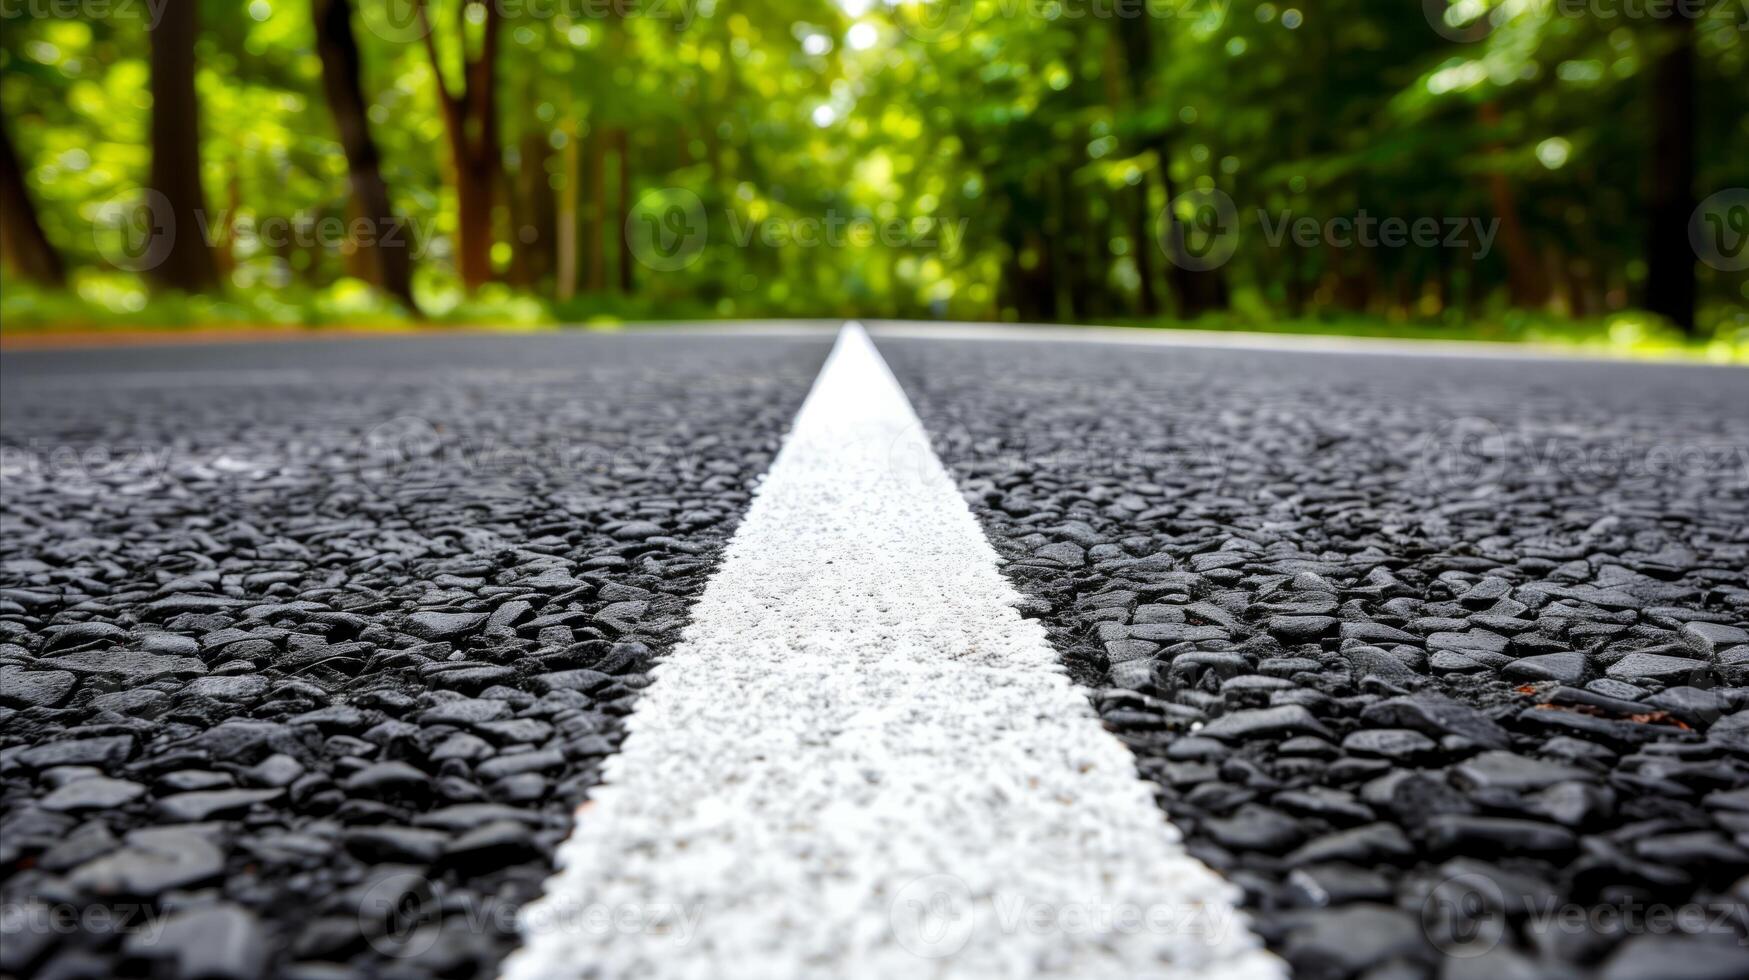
[1,2,1744,358]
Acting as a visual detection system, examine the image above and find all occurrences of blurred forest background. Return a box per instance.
[0,0,1745,353]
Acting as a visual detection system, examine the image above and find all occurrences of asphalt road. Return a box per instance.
[2,324,1747,980]
[879,331,1749,980]
[1,331,832,979]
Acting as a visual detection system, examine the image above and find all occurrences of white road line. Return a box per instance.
[501,323,1283,980]
[864,318,1738,366]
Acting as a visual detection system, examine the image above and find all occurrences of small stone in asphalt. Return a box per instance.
[417,698,511,726]
[68,827,225,895]
[1342,729,1436,762]
[404,611,489,642]
[344,761,432,801]
[1200,705,1333,742]
[1606,651,1708,683]
[1453,751,1597,792]
[40,777,146,813]
[1504,652,1589,685]
[156,788,283,822]
[18,735,135,770]
[0,667,76,708]
[124,903,267,980]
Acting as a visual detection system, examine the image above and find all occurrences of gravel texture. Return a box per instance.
[0,333,829,980]
[506,325,1281,980]
[878,333,1749,980]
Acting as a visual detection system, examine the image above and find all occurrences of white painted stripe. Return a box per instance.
[501,323,1283,980]
[864,318,1736,366]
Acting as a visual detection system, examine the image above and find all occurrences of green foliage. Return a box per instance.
[1124,309,1749,363]
[1,0,1744,341]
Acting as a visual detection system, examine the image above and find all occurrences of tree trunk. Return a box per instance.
[147,0,219,292]
[1049,165,1079,320]
[556,122,579,301]
[1084,198,1109,320]
[504,129,555,289]
[0,114,65,286]
[1478,101,1549,309]
[1563,254,1592,318]
[1129,181,1159,316]
[453,163,493,287]
[1285,239,1306,318]
[1432,238,1452,318]
[584,126,605,293]
[1114,24,1226,319]
[504,162,529,288]
[521,129,556,286]
[1065,166,1101,320]
[314,0,419,314]
[416,0,500,291]
[1465,248,1486,316]
[1644,18,1696,334]
[613,127,633,294]
[1003,218,1054,322]
[216,170,241,281]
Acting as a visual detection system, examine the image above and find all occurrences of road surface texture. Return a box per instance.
[503,325,1279,980]
[877,327,1749,980]
[0,332,831,978]
[0,322,1745,980]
